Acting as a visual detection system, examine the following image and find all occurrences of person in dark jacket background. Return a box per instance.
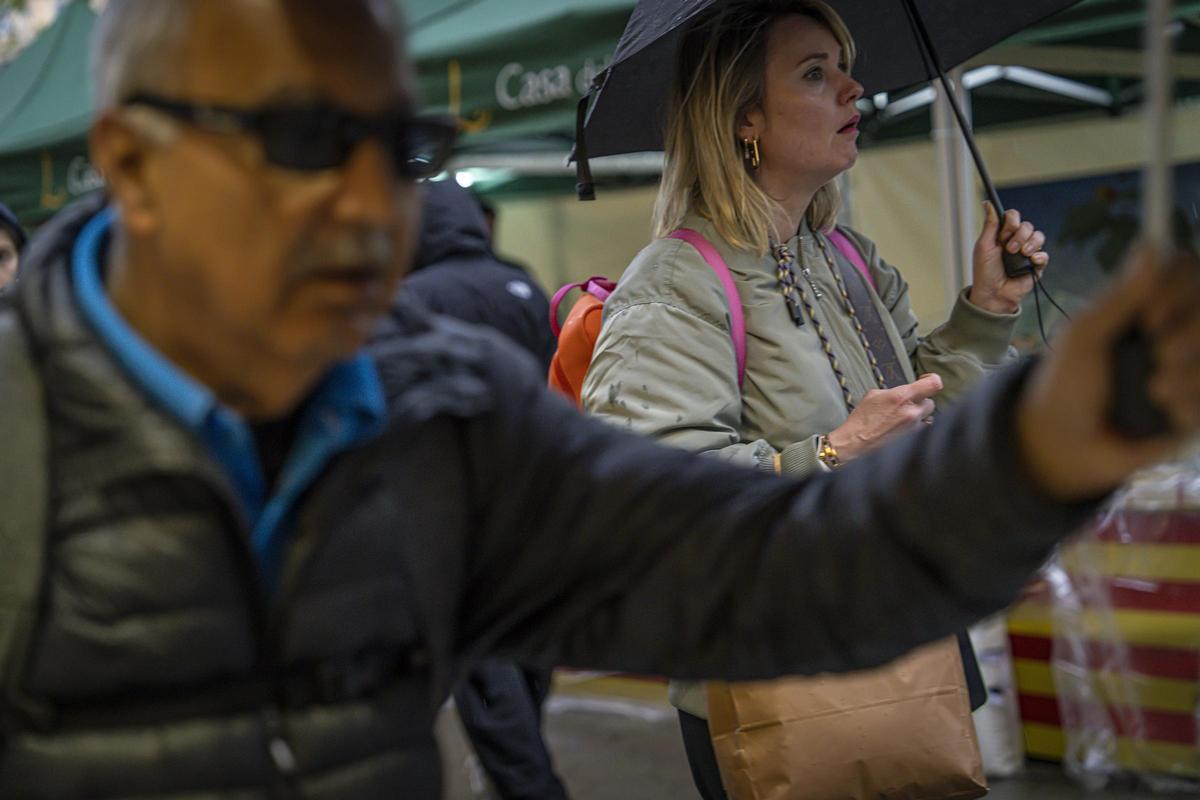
[0,202,27,292]
[403,180,556,371]
[401,180,568,800]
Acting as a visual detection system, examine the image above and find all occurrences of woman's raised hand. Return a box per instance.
[969,202,1050,315]
[827,373,944,463]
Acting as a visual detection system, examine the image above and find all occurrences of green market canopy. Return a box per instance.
[1,0,1197,223]
[0,0,637,224]
[0,1,100,226]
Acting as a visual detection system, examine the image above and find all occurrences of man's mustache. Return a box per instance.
[289,230,397,280]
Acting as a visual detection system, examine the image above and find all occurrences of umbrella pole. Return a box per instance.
[1143,0,1174,251]
[1109,0,1176,438]
[899,0,1032,277]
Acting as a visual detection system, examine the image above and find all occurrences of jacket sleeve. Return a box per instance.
[847,229,1021,408]
[456,343,1099,681]
[580,265,823,479]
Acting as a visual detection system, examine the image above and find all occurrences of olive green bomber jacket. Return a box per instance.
[581,214,1021,716]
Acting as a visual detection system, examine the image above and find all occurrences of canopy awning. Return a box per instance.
[0,0,1196,224]
[408,0,635,150]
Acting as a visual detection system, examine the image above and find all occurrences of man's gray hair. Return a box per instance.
[91,0,411,111]
[91,0,197,110]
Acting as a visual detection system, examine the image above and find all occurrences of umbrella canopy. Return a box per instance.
[862,0,1200,147]
[581,0,1084,159]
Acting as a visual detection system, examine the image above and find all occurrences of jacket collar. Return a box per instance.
[17,197,497,445]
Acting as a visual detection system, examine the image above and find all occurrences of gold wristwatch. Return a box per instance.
[817,435,842,470]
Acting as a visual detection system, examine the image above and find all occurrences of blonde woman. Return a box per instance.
[581,2,1049,796]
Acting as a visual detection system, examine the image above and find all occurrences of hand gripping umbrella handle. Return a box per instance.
[1111,326,1170,437]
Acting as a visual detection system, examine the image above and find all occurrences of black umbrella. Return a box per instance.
[574,0,1082,275]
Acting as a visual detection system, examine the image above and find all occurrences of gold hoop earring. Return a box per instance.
[742,137,761,170]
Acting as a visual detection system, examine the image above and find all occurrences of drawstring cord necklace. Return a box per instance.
[770,232,890,411]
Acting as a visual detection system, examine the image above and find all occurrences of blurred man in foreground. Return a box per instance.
[1,1,1198,798]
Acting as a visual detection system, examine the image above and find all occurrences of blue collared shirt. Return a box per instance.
[72,207,387,592]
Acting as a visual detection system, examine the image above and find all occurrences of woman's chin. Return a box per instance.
[835,150,859,175]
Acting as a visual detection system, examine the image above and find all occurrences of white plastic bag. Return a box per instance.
[1046,448,1200,793]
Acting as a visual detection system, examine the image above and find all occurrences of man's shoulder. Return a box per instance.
[369,298,540,425]
[407,256,548,303]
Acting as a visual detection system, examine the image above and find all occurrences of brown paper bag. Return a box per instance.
[707,637,987,800]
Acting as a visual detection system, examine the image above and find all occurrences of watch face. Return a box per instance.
[818,436,841,469]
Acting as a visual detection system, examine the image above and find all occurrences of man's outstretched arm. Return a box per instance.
[457,247,1200,682]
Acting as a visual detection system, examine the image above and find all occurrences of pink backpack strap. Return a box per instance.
[549,276,616,337]
[826,228,875,290]
[668,229,746,389]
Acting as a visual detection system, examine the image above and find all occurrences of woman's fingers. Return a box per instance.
[1006,221,1036,254]
[1020,230,1046,257]
[999,209,1022,243]
[980,201,1001,238]
[993,211,1049,274]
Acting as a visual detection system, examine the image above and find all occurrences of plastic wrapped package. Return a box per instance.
[1045,449,1200,792]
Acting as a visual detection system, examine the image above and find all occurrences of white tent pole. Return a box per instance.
[933,68,977,311]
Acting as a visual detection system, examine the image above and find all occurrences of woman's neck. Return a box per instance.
[758,175,820,242]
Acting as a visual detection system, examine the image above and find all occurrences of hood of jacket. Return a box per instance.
[412,180,491,272]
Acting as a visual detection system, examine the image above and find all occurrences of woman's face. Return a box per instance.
[740,14,864,197]
[0,229,19,290]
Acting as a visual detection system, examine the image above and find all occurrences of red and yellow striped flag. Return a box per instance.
[1007,509,1200,779]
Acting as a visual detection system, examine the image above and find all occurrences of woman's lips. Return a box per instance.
[838,115,861,134]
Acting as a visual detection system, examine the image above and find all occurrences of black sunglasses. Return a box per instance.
[125,93,458,179]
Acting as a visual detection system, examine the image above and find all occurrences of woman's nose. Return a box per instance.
[840,74,864,106]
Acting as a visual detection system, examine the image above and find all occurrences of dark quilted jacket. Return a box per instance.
[0,198,1098,798]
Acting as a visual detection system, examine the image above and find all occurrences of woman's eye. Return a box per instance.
[805,67,824,81]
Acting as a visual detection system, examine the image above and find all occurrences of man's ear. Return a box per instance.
[89,111,163,236]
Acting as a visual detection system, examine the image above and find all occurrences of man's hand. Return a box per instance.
[1017,246,1200,501]
[829,374,943,463]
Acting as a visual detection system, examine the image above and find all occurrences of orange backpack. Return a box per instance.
[547,229,747,405]
[546,227,874,406]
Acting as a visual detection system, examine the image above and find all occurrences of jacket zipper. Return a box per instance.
[186,461,302,790]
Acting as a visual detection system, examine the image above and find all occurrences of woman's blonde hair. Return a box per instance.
[652,0,856,254]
